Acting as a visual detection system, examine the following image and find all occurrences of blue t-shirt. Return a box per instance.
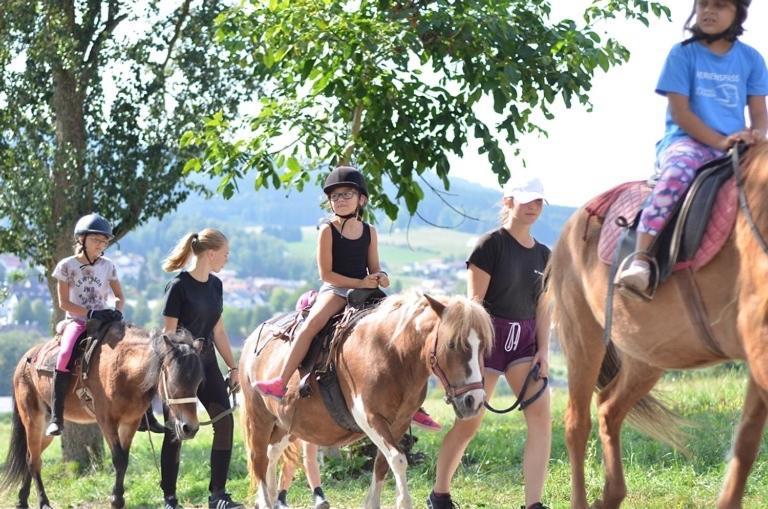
[655,40,768,157]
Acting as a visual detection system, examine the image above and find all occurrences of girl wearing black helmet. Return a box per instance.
[45,213,125,436]
[253,165,386,400]
[253,166,441,431]
[618,0,768,292]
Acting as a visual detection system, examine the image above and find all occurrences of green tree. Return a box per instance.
[132,295,152,327]
[0,0,252,467]
[13,297,34,325]
[30,298,51,328]
[185,0,669,217]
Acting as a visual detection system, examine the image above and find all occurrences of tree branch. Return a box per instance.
[161,0,193,74]
[418,174,480,222]
[81,1,128,89]
[341,104,364,165]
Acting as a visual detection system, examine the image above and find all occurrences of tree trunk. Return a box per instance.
[49,0,101,466]
[62,423,104,466]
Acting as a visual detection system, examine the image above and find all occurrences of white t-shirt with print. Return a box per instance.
[52,256,118,319]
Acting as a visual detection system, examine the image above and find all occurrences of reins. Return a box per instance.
[483,363,548,414]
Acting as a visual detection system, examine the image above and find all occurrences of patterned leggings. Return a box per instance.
[638,137,722,235]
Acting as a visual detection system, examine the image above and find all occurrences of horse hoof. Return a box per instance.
[110,495,125,509]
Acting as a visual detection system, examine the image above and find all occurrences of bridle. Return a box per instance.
[428,323,485,407]
[160,368,198,407]
[733,145,768,256]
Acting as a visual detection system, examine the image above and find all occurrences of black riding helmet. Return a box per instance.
[74,213,113,239]
[323,166,369,197]
[684,0,750,44]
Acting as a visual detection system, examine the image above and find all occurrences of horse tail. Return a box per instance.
[597,342,690,454]
[0,394,29,492]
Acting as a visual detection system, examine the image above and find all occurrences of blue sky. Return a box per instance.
[452,1,768,206]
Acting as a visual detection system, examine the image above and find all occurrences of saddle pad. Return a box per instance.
[596,178,737,271]
[597,182,650,264]
[33,338,61,374]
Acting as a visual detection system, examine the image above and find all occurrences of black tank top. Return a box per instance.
[329,222,370,279]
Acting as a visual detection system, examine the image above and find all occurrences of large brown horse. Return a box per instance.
[0,324,205,509]
[547,141,768,509]
[239,293,493,509]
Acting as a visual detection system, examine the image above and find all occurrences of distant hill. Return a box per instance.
[130,173,578,247]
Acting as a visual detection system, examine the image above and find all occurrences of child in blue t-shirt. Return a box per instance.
[619,0,768,291]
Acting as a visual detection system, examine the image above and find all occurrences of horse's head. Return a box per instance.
[149,330,205,440]
[424,294,493,419]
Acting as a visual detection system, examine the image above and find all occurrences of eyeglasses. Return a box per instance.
[89,237,109,246]
[328,191,358,202]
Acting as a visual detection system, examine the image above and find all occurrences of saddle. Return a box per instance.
[588,150,740,293]
[33,318,124,376]
[254,287,387,432]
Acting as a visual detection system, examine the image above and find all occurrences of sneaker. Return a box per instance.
[164,495,183,509]
[253,377,287,400]
[313,490,330,509]
[208,492,244,509]
[617,260,650,292]
[521,504,550,509]
[412,407,442,431]
[427,491,459,509]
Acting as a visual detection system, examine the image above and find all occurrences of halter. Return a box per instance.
[732,145,768,256]
[428,322,485,406]
[160,369,198,407]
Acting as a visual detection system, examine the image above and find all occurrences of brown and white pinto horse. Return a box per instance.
[547,141,768,509]
[240,293,493,509]
[0,325,205,509]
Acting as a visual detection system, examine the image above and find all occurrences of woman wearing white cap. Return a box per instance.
[427,175,552,509]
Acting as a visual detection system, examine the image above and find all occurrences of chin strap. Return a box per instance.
[334,209,360,238]
[682,29,734,46]
[78,234,101,269]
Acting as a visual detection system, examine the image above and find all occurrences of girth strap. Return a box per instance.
[674,268,727,359]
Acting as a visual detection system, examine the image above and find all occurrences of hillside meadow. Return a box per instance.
[1,364,767,508]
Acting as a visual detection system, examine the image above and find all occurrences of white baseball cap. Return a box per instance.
[502,175,547,204]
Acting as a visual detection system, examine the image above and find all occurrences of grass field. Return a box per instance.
[1,365,765,508]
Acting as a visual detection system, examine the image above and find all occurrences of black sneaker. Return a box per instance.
[427,491,459,509]
[521,504,550,509]
[208,492,245,509]
[164,495,183,509]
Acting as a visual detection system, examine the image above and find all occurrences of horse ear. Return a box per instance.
[192,339,205,353]
[424,294,446,317]
[162,334,173,347]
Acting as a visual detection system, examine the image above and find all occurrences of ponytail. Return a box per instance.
[163,228,228,272]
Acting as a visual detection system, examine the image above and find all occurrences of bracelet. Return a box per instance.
[228,366,238,372]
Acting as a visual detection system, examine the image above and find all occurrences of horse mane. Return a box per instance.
[140,328,201,393]
[375,292,493,354]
